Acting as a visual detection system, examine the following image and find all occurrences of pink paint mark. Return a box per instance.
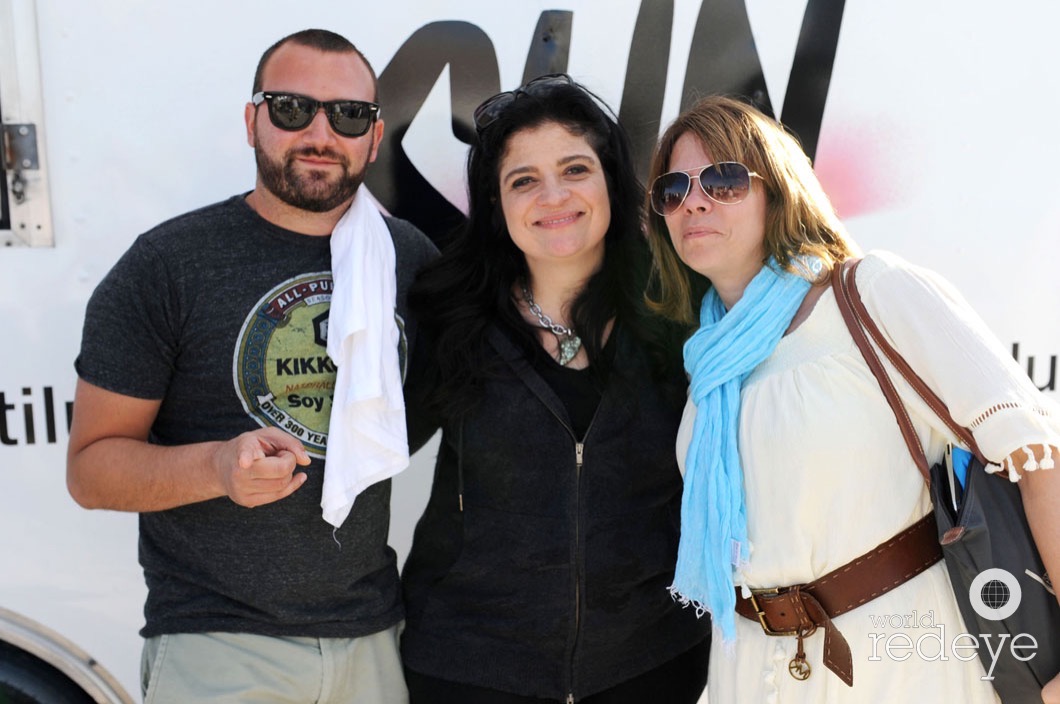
[813,118,910,219]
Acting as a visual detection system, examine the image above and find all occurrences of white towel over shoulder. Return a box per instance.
[321,189,409,529]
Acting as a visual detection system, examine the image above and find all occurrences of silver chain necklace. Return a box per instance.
[520,282,582,366]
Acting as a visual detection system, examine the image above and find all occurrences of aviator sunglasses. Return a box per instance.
[473,73,575,133]
[251,92,380,138]
[650,162,760,216]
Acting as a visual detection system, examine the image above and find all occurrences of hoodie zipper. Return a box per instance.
[534,390,600,703]
[567,440,586,704]
[500,337,606,702]
[554,402,599,704]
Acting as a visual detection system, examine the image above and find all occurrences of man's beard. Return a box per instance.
[255,144,367,213]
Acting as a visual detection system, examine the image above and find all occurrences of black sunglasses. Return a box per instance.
[472,73,575,133]
[649,162,761,216]
[251,92,380,138]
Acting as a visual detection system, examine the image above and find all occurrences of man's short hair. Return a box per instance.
[252,28,378,99]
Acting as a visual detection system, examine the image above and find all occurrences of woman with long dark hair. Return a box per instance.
[399,75,710,703]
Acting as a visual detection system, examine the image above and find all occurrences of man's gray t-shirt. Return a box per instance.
[75,194,437,638]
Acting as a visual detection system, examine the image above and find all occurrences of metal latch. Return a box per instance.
[3,124,39,170]
[3,124,39,204]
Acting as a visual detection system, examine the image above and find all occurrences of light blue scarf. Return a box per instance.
[671,257,818,641]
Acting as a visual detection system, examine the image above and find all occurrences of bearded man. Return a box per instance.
[67,28,436,704]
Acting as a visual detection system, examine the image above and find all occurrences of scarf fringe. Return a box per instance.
[668,584,710,619]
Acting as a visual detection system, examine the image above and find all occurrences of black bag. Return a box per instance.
[834,259,1060,703]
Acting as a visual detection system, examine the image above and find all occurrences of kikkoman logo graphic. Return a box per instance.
[232,272,410,458]
[867,568,1047,681]
[233,273,337,457]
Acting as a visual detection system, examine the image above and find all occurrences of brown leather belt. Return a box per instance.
[734,513,942,686]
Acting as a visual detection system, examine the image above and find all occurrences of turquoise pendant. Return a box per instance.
[557,335,582,366]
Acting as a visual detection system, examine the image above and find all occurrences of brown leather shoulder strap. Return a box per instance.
[832,261,930,481]
[831,259,988,477]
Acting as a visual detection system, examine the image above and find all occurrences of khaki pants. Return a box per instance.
[141,625,407,703]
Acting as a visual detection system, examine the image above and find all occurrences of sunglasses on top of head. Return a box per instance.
[649,162,761,216]
[472,73,575,133]
[251,92,380,138]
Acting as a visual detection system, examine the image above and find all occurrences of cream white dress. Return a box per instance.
[677,251,1060,704]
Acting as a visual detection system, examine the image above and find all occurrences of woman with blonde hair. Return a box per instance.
[645,94,1060,702]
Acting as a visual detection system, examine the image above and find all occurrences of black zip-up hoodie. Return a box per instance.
[401,324,711,701]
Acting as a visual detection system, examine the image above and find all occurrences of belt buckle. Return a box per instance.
[748,587,799,636]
